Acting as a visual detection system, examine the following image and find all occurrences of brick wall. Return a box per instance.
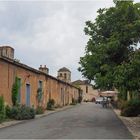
[0,58,80,108]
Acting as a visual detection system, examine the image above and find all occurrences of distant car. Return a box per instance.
[95,97,103,104]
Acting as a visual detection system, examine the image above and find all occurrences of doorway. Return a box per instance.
[26,84,30,106]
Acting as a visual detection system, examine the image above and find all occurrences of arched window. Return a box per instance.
[64,73,67,79]
[60,73,62,77]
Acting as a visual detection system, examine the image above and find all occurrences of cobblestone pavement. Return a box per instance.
[114,109,140,139]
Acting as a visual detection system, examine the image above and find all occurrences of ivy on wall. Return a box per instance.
[12,77,19,106]
[36,88,43,105]
[0,96,5,122]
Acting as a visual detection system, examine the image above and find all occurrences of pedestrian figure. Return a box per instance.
[102,97,109,108]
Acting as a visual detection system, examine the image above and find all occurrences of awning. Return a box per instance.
[100,90,118,97]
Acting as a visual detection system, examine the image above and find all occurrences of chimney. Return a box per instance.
[0,46,14,59]
[39,65,49,74]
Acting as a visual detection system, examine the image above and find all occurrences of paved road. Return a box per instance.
[0,103,133,139]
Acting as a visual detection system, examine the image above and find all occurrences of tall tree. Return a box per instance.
[114,50,140,95]
[79,1,140,90]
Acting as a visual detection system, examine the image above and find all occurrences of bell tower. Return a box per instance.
[57,67,71,83]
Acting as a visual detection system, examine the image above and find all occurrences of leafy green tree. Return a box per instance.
[114,50,140,97]
[79,1,140,90]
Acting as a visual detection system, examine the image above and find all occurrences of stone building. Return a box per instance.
[57,67,71,83]
[39,65,49,74]
[0,46,14,59]
[72,80,99,101]
[0,46,80,108]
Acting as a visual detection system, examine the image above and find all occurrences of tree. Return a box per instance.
[79,1,140,90]
[114,50,140,98]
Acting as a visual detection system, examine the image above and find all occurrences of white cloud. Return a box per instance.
[0,0,115,81]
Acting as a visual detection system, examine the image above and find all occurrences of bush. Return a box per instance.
[47,99,55,110]
[117,99,128,110]
[10,106,20,119]
[121,99,140,117]
[36,106,45,114]
[8,105,35,120]
[5,105,11,118]
[0,96,5,122]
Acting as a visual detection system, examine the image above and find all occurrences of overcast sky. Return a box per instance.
[0,0,139,81]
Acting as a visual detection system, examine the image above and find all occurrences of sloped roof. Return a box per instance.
[101,91,118,94]
[99,91,118,97]
[0,46,14,50]
[0,56,80,90]
[72,80,90,85]
[58,67,71,72]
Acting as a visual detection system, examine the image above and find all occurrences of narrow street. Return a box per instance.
[0,103,133,139]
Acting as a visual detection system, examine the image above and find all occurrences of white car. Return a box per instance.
[95,97,103,104]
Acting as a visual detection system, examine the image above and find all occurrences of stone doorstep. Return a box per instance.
[113,109,140,139]
[0,105,75,129]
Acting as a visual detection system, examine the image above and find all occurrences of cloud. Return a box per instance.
[0,0,115,81]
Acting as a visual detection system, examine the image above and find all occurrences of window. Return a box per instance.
[6,49,7,55]
[86,86,88,93]
[38,80,43,89]
[64,73,67,79]
[60,73,62,77]
[3,49,6,56]
[26,84,30,106]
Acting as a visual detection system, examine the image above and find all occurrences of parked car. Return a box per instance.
[95,97,103,104]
